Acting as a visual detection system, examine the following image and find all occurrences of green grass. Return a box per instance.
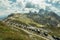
[0,21,45,40]
[0,21,29,40]
[6,13,60,39]
[9,14,44,27]
[44,26,60,37]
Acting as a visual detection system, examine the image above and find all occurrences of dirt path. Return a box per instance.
[3,21,54,40]
[11,26,50,40]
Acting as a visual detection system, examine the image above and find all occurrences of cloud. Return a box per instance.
[8,0,16,3]
[0,0,47,11]
[0,0,60,16]
[0,0,26,14]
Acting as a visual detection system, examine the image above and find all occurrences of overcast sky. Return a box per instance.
[0,0,60,16]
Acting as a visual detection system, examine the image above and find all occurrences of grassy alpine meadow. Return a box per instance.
[0,21,45,40]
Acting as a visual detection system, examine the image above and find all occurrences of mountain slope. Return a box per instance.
[1,13,60,40]
[0,21,45,40]
[6,13,44,27]
[27,11,60,27]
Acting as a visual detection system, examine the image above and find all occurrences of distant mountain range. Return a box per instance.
[27,9,60,27]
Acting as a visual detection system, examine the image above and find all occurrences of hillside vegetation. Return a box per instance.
[0,21,44,40]
[6,13,60,37]
[0,12,60,40]
[7,13,44,27]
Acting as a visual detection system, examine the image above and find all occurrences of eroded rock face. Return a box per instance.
[27,11,60,27]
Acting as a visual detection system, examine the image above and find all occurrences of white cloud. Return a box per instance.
[48,4,60,14]
[48,0,51,2]
[58,2,60,4]
[0,0,60,16]
[0,0,46,13]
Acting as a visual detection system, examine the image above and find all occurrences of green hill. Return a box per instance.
[0,21,44,40]
[1,13,60,40]
[6,13,44,27]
